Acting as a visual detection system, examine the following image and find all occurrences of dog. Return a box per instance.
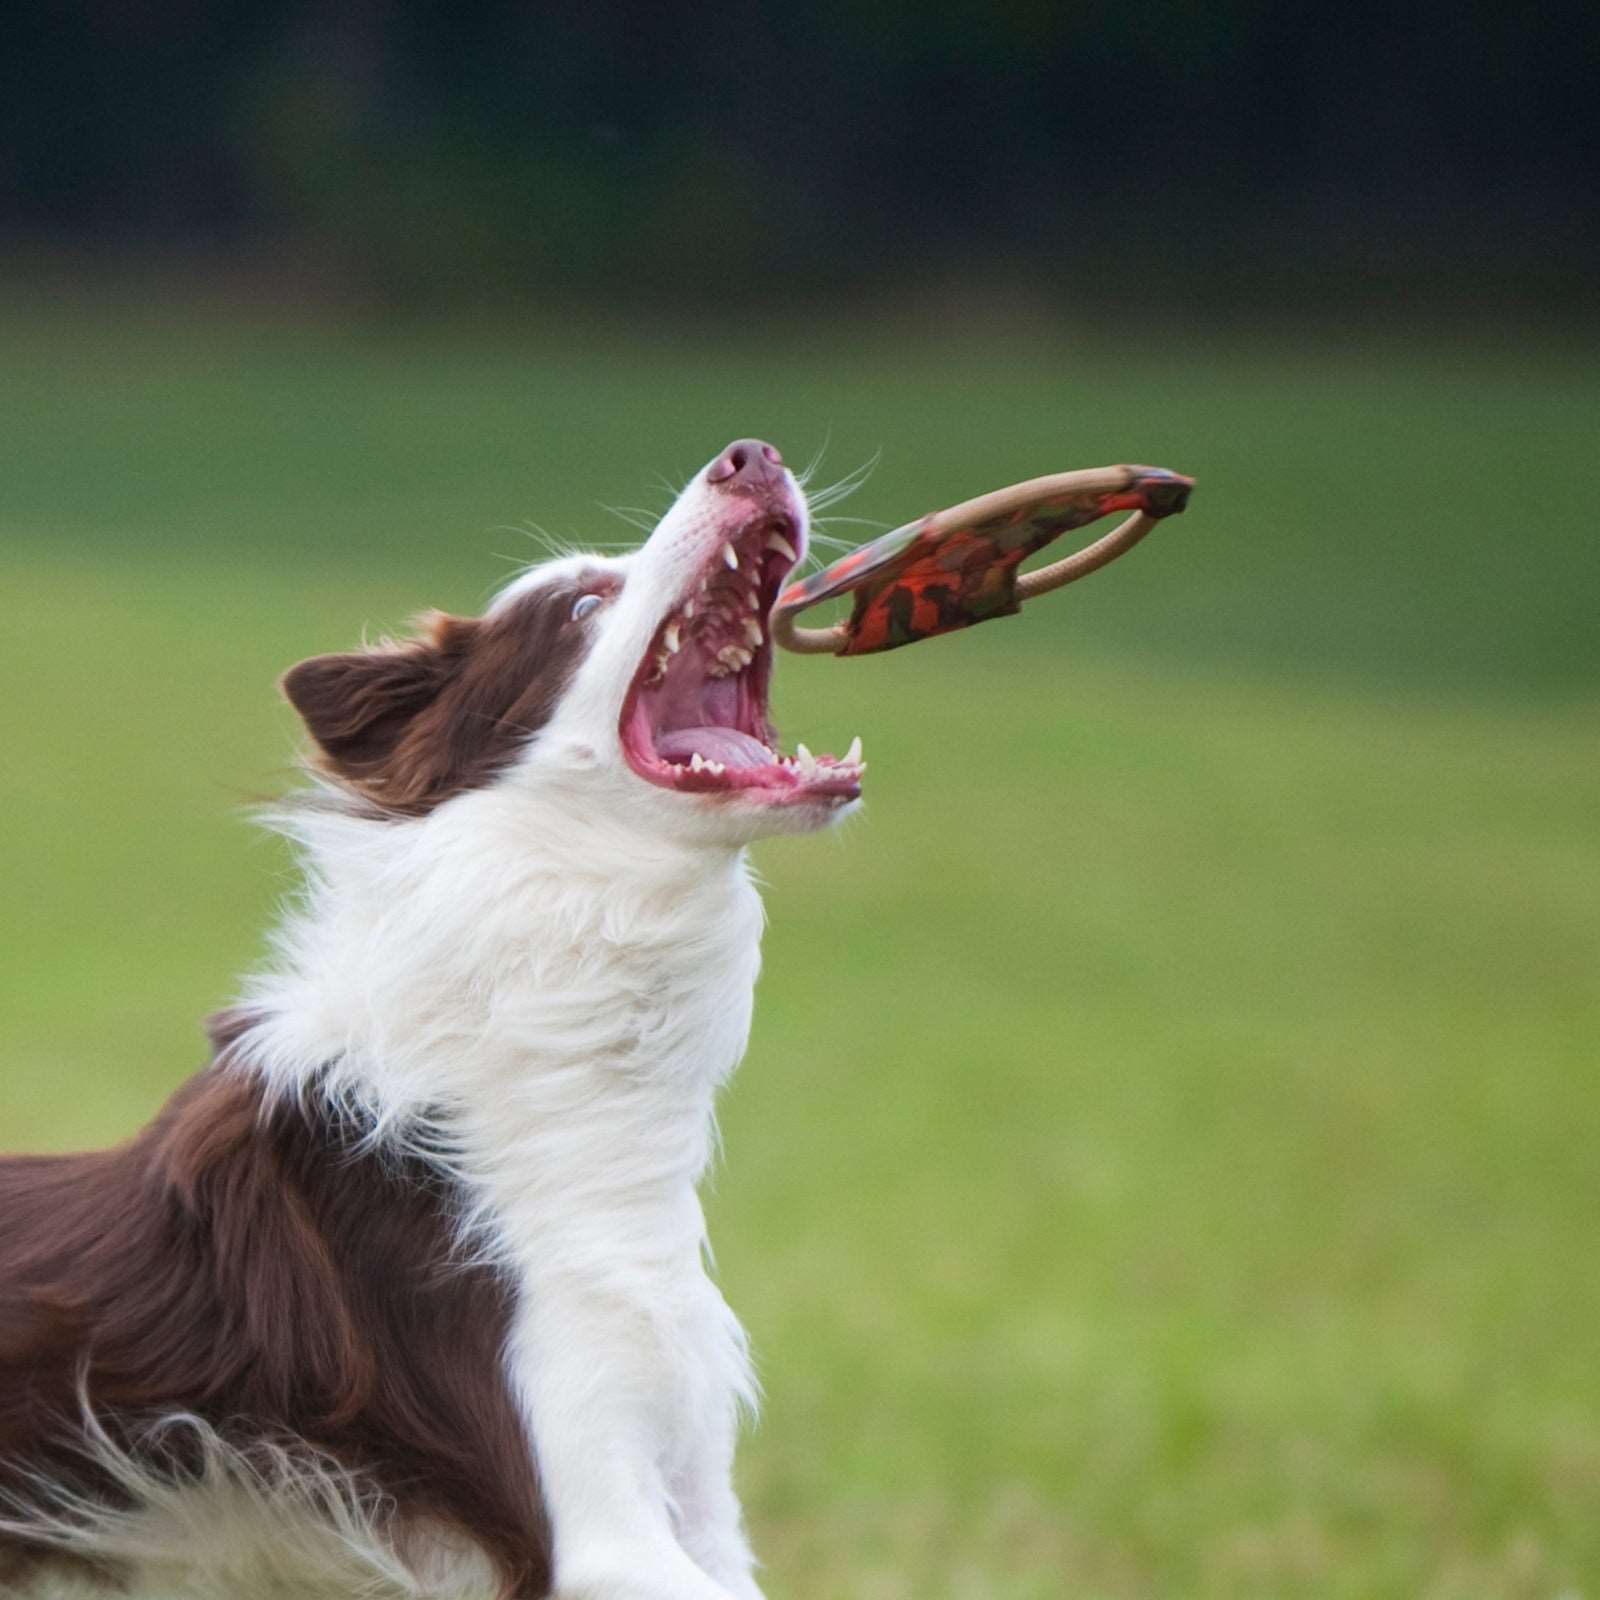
[0,439,865,1599]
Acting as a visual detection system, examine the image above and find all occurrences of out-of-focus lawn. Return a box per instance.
[1,304,1596,1598]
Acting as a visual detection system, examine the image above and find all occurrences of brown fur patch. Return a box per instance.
[0,1013,552,1597]
[283,575,616,816]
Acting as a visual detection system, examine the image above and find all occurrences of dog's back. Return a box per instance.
[0,1038,549,1597]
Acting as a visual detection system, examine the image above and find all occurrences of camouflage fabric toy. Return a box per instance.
[772,463,1194,656]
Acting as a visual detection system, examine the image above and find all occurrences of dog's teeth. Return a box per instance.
[690,753,705,771]
[722,543,739,570]
[796,742,813,763]
[745,588,761,610]
[664,623,680,653]
[706,760,726,775]
[742,618,763,646]
[844,735,863,765]
[683,598,696,618]
[766,531,798,562]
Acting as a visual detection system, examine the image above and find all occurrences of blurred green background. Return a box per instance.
[3,6,1599,1599]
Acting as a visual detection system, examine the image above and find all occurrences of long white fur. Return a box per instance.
[1,1405,493,1599]
[11,457,841,1599]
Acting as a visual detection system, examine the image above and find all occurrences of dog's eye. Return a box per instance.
[570,593,605,622]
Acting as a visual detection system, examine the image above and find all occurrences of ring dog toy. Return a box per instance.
[773,463,1195,656]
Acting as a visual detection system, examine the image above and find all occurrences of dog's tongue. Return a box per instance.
[657,726,772,768]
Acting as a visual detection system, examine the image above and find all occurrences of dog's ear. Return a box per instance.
[281,612,480,787]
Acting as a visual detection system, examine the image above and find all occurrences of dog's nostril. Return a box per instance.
[708,438,784,488]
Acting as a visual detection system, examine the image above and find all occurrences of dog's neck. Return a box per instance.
[232,784,765,1209]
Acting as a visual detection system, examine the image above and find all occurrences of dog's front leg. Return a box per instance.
[668,1420,766,1600]
[513,1291,741,1600]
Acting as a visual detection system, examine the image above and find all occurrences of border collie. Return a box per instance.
[0,440,864,1599]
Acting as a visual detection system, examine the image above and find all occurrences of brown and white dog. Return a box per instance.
[0,441,865,1599]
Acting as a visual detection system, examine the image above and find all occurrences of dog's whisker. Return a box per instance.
[596,504,659,537]
[812,515,894,531]
[493,522,581,561]
[802,532,869,552]
[487,552,537,581]
[805,450,882,512]
[794,427,834,490]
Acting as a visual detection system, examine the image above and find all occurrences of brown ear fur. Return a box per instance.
[284,611,476,774]
[280,613,480,801]
[281,586,594,817]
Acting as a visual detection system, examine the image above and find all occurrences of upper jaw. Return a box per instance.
[618,470,865,806]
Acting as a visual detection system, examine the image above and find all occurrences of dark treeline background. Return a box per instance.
[3,0,1598,314]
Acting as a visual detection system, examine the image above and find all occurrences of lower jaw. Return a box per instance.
[626,753,861,805]
[619,697,862,805]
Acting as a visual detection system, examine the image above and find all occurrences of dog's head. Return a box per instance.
[282,440,863,845]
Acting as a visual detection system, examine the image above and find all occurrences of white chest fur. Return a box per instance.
[240,786,769,1598]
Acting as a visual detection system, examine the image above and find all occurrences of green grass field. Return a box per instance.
[2,303,1596,1598]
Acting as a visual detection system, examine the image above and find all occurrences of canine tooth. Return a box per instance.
[742,618,763,646]
[664,623,680,652]
[796,742,813,763]
[722,543,739,570]
[845,735,863,764]
[766,531,797,561]
[690,753,705,771]
[745,587,761,609]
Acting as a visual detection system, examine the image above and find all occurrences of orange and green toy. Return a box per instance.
[772,463,1194,656]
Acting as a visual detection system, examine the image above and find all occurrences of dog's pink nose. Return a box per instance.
[706,439,785,487]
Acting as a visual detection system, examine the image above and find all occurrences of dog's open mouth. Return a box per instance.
[619,512,864,804]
